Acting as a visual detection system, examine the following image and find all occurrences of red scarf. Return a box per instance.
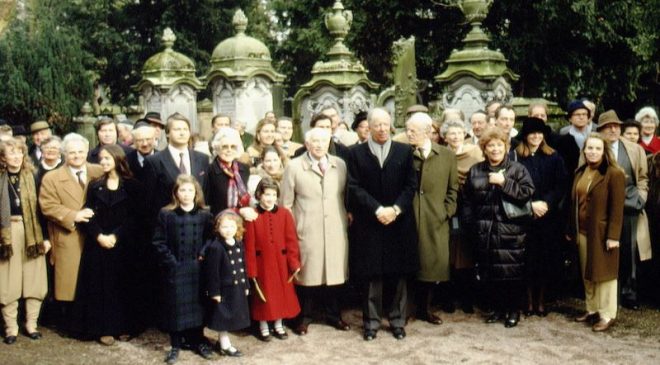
[220,160,250,208]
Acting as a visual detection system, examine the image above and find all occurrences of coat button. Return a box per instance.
[240,268,244,272]
[237,248,241,253]
[238,258,242,262]
[231,260,235,264]
[234,280,238,285]
[228,250,233,255]
[241,279,245,283]
[420,190,424,195]
[233,270,237,274]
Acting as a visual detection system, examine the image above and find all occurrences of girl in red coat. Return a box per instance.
[245,177,301,341]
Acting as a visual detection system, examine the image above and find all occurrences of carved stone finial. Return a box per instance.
[233,9,248,34]
[162,27,176,50]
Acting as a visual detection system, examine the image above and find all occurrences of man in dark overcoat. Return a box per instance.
[347,107,418,341]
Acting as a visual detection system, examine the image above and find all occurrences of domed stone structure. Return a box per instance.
[204,9,284,133]
[135,28,204,132]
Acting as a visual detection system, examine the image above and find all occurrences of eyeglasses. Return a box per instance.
[219,144,239,151]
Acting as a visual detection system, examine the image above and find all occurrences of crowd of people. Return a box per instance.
[0,101,658,364]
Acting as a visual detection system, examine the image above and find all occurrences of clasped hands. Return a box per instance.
[97,233,117,249]
[488,171,506,187]
[376,206,398,225]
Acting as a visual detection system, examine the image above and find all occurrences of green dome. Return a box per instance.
[138,28,202,89]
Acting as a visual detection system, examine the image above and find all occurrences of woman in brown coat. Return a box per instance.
[569,134,625,332]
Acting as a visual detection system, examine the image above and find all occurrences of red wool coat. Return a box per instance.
[245,205,301,321]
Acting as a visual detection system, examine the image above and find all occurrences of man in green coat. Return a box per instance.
[406,112,459,325]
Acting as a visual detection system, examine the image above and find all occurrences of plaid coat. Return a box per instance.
[152,207,213,332]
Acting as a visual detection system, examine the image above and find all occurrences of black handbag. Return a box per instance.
[501,197,533,220]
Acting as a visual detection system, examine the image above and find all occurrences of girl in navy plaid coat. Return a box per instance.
[153,175,213,363]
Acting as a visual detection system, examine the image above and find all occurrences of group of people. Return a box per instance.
[0,101,658,364]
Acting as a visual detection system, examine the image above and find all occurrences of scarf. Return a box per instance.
[0,170,45,260]
[0,173,11,260]
[367,137,392,168]
[220,159,250,208]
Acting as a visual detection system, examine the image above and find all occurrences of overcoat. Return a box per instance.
[202,237,250,332]
[39,163,103,301]
[347,141,419,278]
[205,158,250,216]
[412,144,459,282]
[244,205,301,321]
[73,177,142,336]
[152,207,213,332]
[280,154,349,286]
[570,163,625,282]
[460,158,535,281]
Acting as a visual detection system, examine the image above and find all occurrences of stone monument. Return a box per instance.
[204,9,285,134]
[74,102,98,146]
[377,36,418,128]
[434,0,518,123]
[134,28,204,132]
[293,0,379,133]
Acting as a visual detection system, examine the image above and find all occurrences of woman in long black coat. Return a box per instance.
[73,145,142,345]
[461,128,535,328]
[514,118,567,317]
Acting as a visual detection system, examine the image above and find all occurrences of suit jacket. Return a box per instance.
[347,140,419,277]
[126,149,153,183]
[143,148,209,218]
[39,163,104,301]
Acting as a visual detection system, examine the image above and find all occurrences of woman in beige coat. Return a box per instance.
[280,128,350,336]
[0,138,49,344]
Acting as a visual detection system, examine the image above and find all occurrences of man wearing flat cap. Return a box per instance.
[29,121,52,165]
[596,110,651,310]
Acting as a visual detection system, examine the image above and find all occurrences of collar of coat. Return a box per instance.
[256,204,279,214]
[174,205,201,215]
[576,157,610,176]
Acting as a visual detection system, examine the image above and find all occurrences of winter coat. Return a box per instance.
[202,238,250,332]
[412,143,459,282]
[280,154,349,286]
[244,205,301,321]
[460,158,535,281]
[152,207,213,332]
[205,158,250,216]
[347,141,419,278]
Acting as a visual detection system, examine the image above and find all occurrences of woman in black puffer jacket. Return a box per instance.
[461,128,535,328]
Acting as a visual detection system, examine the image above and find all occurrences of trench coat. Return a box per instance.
[570,163,625,282]
[39,163,103,301]
[244,205,301,321]
[280,154,349,286]
[412,143,459,282]
[152,207,213,332]
[347,141,419,278]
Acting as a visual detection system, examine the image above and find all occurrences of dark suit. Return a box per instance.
[143,148,209,219]
[347,140,418,330]
[126,149,153,183]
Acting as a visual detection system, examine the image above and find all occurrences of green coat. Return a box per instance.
[412,143,459,282]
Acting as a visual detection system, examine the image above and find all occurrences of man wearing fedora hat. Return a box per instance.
[29,121,52,164]
[596,109,651,310]
[144,112,168,151]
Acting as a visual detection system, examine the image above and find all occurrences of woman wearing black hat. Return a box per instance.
[514,117,568,317]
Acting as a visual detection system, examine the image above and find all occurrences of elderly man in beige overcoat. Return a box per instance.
[406,112,458,325]
[39,133,103,326]
[280,127,350,336]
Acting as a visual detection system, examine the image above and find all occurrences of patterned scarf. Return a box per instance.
[220,160,250,209]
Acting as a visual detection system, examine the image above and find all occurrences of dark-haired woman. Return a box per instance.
[73,145,143,345]
[514,118,567,317]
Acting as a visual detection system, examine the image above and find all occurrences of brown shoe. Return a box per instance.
[326,319,351,331]
[98,336,115,346]
[575,312,599,324]
[592,318,615,332]
[293,323,308,336]
[420,313,443,325]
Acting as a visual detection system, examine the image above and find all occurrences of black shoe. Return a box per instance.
[485,312,503,324]
[218,346,243,357]
[196,343,213,360]
[442,301,456,313]
[536,308,549,317]
[504,312,520,328]
[256,330,271,342]
[27,331,42,340]
[623,300,640,311]
[272,328,288,340]
[523,309,535,317]
[164,348,179,364]
[363,329,377,341]
[461,303,475,314]
[4,336,17,345]
[391,327,406,340]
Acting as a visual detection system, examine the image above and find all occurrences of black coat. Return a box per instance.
[461,158,535,282]
[87,144,134,163]
[126,149,154,183]
[202,238,251,332]
[205,158,250,216]
[347,141,419,278]
[518,151,568,282]
[143,149,209,218]
[73,177,143,336]
[152,207,213,332]
[555,134,582,179]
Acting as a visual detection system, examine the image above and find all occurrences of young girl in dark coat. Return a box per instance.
[203,210,250,357]
[153,175,214,364]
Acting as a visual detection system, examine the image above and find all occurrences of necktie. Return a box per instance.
[179,152,187,174]
[417,147,426,160]
[76,170,85,189]
[318,160,327,176]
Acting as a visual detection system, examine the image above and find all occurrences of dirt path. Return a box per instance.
[2,300,659,365]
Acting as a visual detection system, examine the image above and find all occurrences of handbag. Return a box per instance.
[501,197,533,220]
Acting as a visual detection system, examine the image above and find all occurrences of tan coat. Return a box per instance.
[0,221,47,304]
[280,154,348,286]
[38,163,103,301]
[571,164,625,282]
